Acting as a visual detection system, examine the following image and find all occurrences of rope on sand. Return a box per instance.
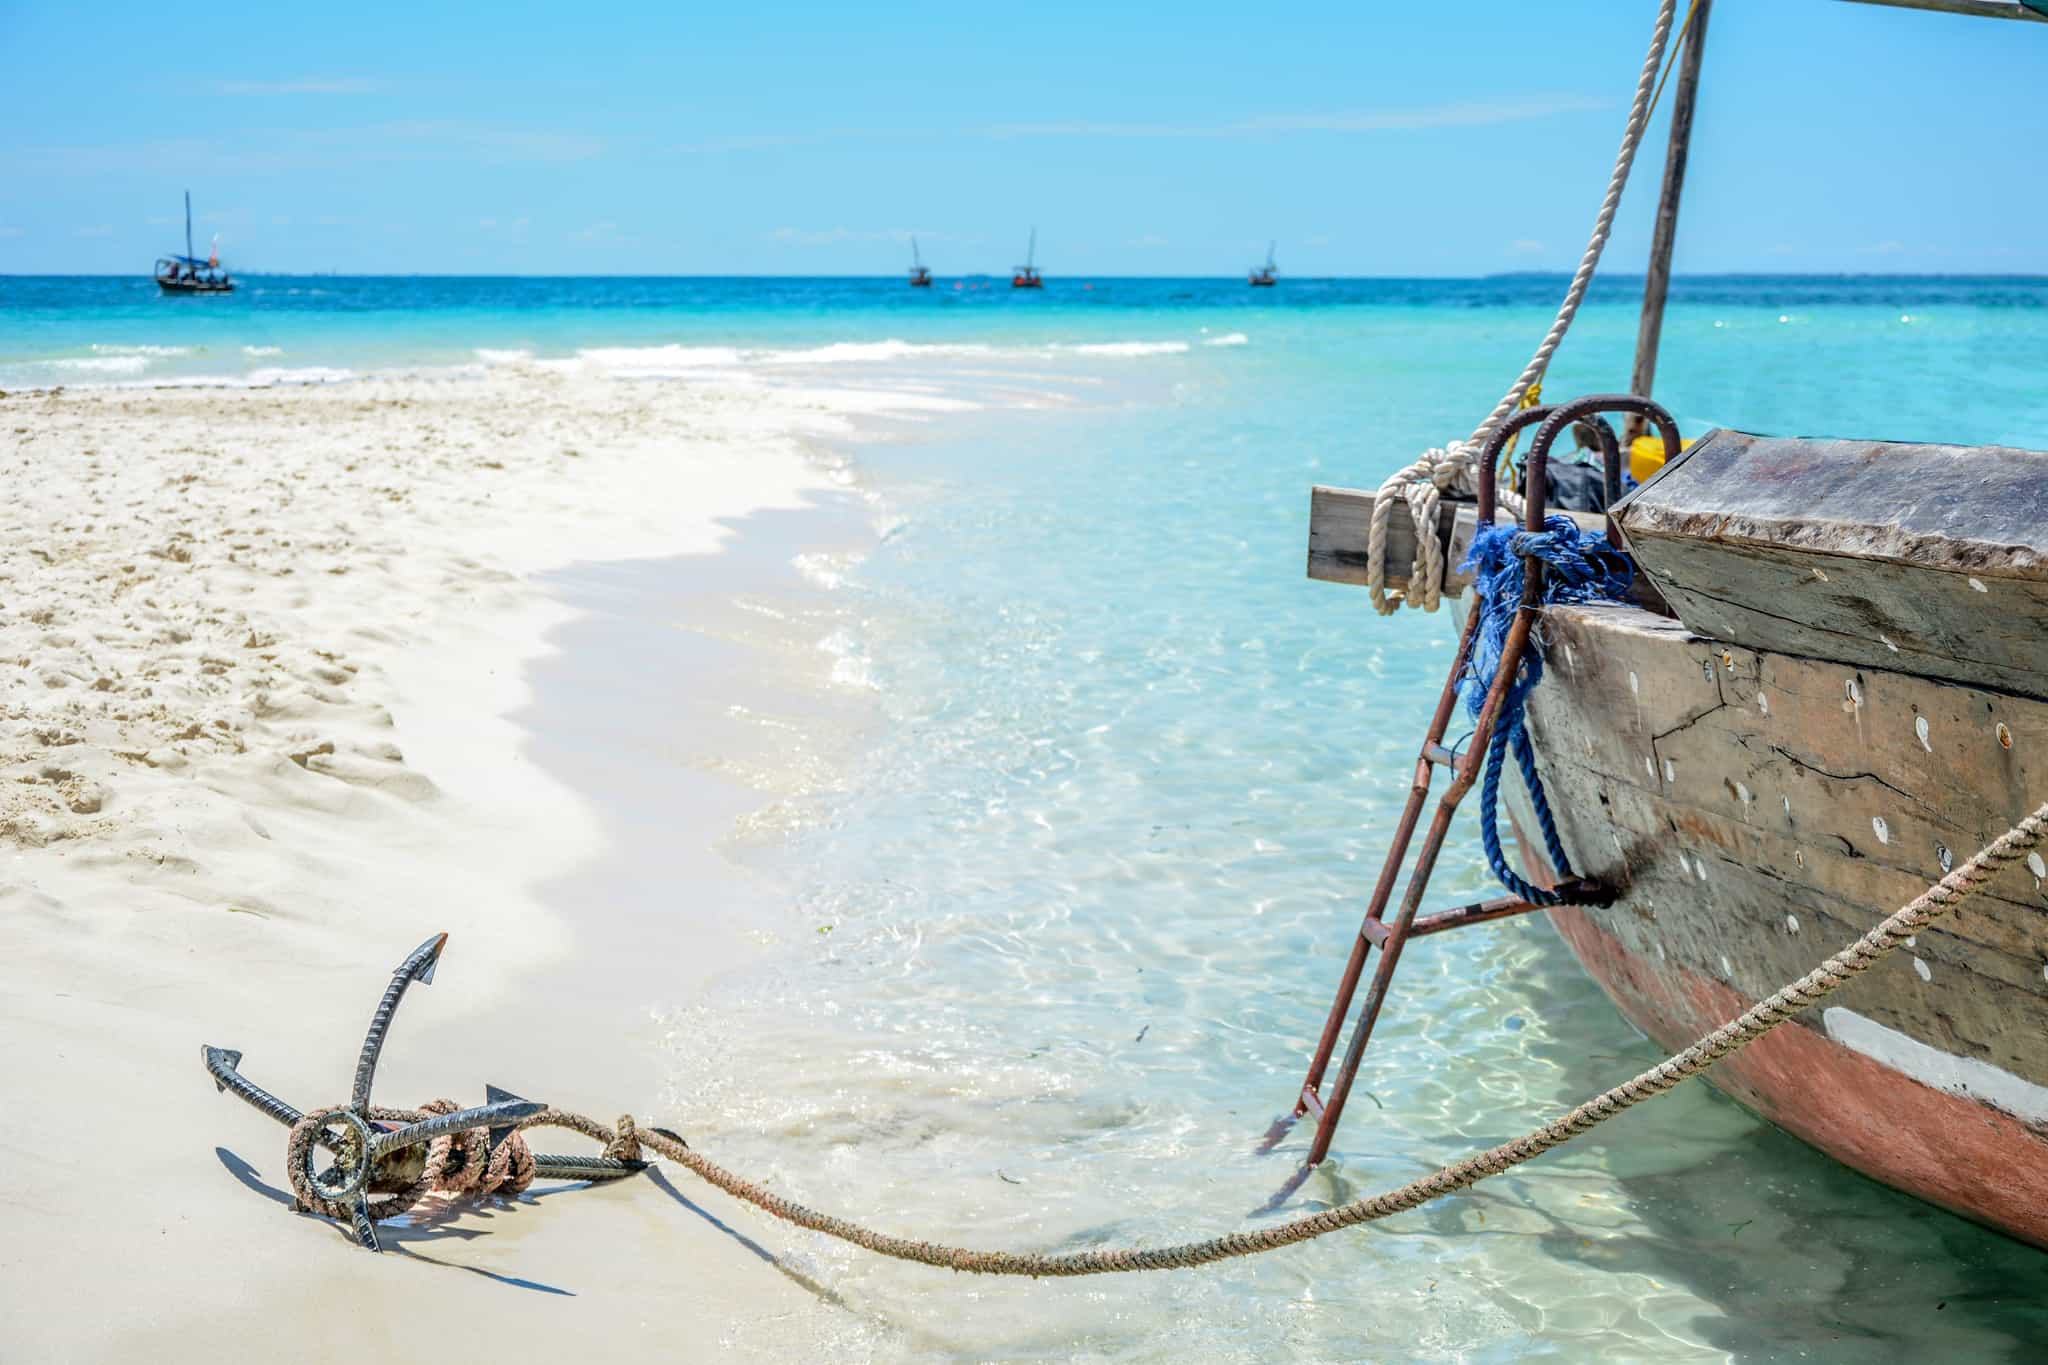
[300,802,2048,1276]
[1366,0,1681,615]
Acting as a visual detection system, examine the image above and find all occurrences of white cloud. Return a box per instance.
[1509,238,1546,256]
[570,221,623,244]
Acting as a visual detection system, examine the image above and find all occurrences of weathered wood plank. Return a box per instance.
[1307,489,1606,596]
[1613,428,2048,700]
[1509,600,2048,1091]
[1306,486,1477,595]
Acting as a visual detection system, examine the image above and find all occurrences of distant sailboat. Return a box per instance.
[908,236,933,287]
[1012,229,1044,289]
[1249,241,1278,287]
[155,191,234,295]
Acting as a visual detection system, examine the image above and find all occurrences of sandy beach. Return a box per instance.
[0,366,953,1359]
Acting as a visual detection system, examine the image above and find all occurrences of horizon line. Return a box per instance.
[8,269,2048,282]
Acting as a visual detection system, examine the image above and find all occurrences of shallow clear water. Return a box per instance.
[18,274,2048,1356]
[649,281,2043,1360]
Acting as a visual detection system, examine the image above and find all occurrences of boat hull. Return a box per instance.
[1502,601,2048,1247]
[157,279,234,295]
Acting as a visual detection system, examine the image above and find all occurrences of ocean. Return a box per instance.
[10,274,2048,1358]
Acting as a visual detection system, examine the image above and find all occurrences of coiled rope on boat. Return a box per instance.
[1366,0,1681,615]
[296,801,2048,1275]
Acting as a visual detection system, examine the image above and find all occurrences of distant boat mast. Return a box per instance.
[1012,228,1044,288]
[1250,240,1278,286]
[156,189,234,294]
[1245,241,1277,286]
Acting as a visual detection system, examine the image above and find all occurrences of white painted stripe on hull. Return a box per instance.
[1822,1007,2048,1125]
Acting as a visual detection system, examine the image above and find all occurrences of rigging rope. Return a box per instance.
[1365,0,1679,615]
[300,801,2048,1275]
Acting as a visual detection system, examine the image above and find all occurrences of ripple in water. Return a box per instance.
[672,300,2048,1359]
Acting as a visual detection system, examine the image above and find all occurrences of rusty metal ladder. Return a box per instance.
[1265,394,1681,1169]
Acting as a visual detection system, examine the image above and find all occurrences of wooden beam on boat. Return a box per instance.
[1836,0,2046,22]
[1306,489,1612,597]
[1612,428,2048,701]
[1307,487,1480,596]
[1625,0,1712,447]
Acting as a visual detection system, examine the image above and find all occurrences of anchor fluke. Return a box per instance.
[484,1082,536,1150]
[400,931,450,985]
[352,932,452,1112]
[204,1045,244,1093]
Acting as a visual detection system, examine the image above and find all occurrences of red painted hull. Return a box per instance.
[1549,903,2048,1247]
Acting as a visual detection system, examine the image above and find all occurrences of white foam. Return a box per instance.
[1203,332,1250,347]
[91,343,194,357]
[241,345,284,358]
[54,355,152,374]
[762,339,995,365]
[1063,341,1190,357]
[473,347,532,365]
[574,344,747,375]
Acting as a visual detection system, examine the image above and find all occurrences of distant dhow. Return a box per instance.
[1249,242,1278,287]
[156,191,234,295]
[1012,228,1044,289]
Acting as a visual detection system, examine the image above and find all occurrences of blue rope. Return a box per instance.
[1461,515,1634,904]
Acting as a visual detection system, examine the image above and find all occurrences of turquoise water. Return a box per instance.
[17,276,2048,1357]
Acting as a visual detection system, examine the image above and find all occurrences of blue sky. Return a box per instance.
[2,0,2044,275]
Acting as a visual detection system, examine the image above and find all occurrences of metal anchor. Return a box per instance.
[204,932,647,1250]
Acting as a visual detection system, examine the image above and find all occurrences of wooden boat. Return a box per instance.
[908,236,933,287]
[156,191,234,295]
[1012,229,1043,289]
[1249,242,1278,286]
[1296,0,2048,1249]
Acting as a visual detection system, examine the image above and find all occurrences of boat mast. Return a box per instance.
[1266,241,1277,271]
[1625,0,1713,445]
[185,190,194,263]
[912,235,923,270]
[1026,227,1036,271]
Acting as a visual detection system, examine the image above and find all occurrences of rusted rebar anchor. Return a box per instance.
[1262,394,1683,1179]
[204,932,650,1250]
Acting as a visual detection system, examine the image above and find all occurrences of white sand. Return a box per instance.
[0,367,956,1359]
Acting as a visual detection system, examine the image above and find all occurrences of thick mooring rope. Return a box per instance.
[1365,0,1680,615]
[310,802,2047,1275]
[287,1097,541,1222]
